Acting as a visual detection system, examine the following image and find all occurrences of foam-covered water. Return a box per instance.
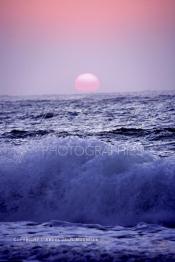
[0,221,175,261]
[0,136,175,228]
[0,92,175,261]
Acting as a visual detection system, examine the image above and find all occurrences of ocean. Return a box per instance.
[0,91,175,261]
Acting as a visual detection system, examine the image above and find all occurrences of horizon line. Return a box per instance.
[0,89,174,98]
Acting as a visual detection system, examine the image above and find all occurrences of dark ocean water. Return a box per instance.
[0,92,175,261]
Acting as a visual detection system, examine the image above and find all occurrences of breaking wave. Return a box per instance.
[0,137,175,227]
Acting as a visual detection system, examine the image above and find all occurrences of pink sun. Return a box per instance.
[75,73,100,93]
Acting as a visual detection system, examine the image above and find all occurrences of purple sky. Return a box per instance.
[1,0,175,95]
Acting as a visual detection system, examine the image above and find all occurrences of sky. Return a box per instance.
[0,0,175,95]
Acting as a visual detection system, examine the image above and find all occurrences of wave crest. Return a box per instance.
[0,137,175,226]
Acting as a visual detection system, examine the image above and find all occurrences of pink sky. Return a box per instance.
[1,0,175,37]
[1,0,175,95]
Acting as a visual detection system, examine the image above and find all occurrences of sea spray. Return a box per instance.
[0,136,175,226]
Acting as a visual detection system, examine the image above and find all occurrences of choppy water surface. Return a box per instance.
[0,91,174,261]
[0,92,174,156]
[0,222,175,261]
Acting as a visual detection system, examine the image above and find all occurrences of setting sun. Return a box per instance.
[75,73,100,92]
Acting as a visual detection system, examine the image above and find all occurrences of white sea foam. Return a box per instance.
[0,136,175,226]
